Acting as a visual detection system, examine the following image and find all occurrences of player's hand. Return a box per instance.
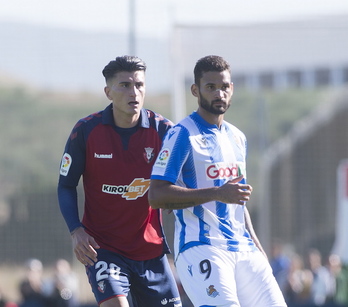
[71,227,100,266]
[218,175,252,205]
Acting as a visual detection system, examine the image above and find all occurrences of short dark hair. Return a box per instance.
[102,55,147,82]
[193,55,231,85]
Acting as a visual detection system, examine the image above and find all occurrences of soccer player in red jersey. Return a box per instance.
[58,56,181,307]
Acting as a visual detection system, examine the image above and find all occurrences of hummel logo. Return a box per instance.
[94,153,113,159]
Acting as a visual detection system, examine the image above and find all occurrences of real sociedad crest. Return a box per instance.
[206,285,219,298]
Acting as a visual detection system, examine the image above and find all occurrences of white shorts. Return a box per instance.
[176,245,287,307]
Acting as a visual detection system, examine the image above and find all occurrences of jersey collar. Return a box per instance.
[102,103,150,128]
[190,111,225,130]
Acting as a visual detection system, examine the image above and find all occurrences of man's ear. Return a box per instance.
[191,84,199,97]
[104,86,112,100]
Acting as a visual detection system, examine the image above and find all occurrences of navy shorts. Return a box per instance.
[86,248,181,307]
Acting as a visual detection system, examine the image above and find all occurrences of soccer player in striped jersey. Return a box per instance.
[149,55,287,307]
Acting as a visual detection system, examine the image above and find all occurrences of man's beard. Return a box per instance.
[199,93,230,115]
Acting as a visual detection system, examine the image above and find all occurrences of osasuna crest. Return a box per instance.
[98,280,106,293]
[143,147,154,163]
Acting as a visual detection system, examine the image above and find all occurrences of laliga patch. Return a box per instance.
[154,148,170,168]
[60,153,72,176]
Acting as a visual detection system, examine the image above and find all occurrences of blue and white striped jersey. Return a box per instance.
[151,111,257,258]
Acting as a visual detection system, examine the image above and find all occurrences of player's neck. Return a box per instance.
[197,108,224,128]
[113,112,140,128]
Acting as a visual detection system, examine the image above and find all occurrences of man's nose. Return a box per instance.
[214,89,224,98]
[129,86,138,97]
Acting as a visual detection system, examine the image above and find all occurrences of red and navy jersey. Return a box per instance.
[58,103,173,261]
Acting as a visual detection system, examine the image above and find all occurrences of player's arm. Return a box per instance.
[149,179,218,209]
[58,120,100,265]
[244,207,267,258]
[148,176,252,210]
[58,183,99,266]
[57,183,82,233]
[58,123,86,234]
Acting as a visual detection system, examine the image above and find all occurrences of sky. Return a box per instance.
[2,0,348,38]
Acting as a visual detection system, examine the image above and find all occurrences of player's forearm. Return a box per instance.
[57,184,82,233]
[148,179,218,209]
[244,207,267,258]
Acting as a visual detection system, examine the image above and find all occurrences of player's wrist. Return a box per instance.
[70,225,83,235]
